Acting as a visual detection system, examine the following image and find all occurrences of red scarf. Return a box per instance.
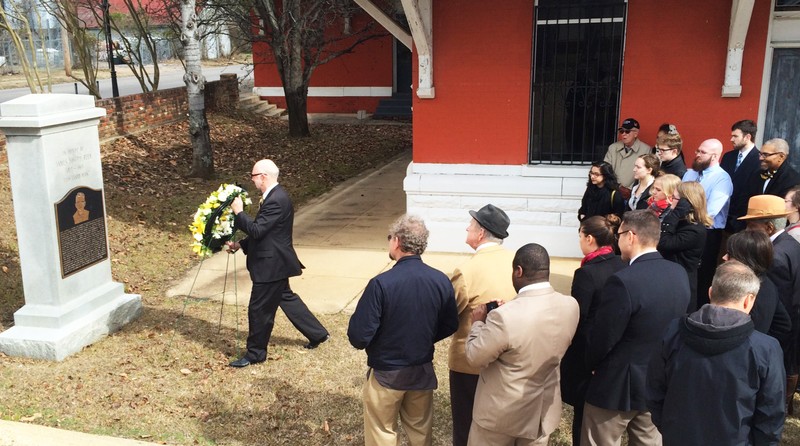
[581,245,614,266]
[647,196,670,217]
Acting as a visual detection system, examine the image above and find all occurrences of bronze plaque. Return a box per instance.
[55,187,108,278]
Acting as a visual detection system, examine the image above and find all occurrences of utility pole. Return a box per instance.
[102,0,119,97]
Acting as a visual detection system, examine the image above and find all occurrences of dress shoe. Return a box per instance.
[228,357,264,368]
[304,334,330,349]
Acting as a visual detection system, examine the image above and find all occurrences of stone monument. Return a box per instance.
[0,94,142,361]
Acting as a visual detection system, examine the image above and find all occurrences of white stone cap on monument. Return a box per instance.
[0,94,142,361]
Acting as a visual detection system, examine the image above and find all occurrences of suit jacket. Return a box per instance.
[745,161,800,202]
[561,253,626,406]
[466,285,579,439]
[768,231,800,310]
[448,244,517,375]
[234,184,304,283]
[721,147,761,232]
[585,251,690,412]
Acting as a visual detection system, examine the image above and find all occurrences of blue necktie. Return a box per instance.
[735,152,743,171]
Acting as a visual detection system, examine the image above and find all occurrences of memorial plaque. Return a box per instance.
[54,187,108,277]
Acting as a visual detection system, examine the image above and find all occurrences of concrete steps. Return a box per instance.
[238,93,285,117]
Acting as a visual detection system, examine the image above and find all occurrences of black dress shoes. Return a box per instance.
[304,334,330,349]
[229,357,264,368]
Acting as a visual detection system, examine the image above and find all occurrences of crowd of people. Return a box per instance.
[231,119,800,445]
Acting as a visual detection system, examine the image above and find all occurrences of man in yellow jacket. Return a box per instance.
[448,204,517,446]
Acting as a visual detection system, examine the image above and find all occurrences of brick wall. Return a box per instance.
[0,73,239,152]
[97,73,239,140]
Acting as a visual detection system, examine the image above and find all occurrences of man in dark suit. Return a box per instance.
[582,210,690,446]
[740,194,800,415]
[226,159,329,368]
[721,119,761,233]
[745,138,800,204]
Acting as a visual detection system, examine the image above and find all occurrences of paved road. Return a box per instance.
[0,64,252,104]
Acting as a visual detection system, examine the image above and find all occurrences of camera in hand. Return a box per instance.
[486,301,499,313]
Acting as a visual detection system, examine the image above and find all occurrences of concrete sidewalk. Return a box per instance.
[0,149,579,445]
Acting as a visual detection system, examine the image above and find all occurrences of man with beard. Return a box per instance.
[683,139,733,309]
[721,120,761,233]
[745,138,800,204]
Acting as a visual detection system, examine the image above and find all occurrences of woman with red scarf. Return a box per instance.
[560,215,626,446]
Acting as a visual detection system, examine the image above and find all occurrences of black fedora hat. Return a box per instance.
[469,204,510,239]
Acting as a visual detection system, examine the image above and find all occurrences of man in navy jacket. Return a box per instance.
[348,214,458,446]
[582,210,690,446]
[647,261,785,445]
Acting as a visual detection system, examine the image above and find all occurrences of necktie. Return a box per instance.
[624,146,632,155]
[735,152,743,171]
[696,172,703,183]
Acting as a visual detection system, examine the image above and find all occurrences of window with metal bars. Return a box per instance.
[529,0,627,165]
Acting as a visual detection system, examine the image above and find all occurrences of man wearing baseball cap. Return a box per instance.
[448,204,517,446]
[604,117,651,198]
[740,194,800,415]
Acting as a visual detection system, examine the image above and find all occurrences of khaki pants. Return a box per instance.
[467,422,549,446]
[362,370,433,446]
[581,402,662,446]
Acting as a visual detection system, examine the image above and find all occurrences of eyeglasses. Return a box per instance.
[618,129,632,134]
[250,172,266,177]
[656,147,676,153]
[615,229,635,240]
[589,171,603,177]
[759,152,782,158]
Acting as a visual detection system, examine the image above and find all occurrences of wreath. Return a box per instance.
[189,184,252,257]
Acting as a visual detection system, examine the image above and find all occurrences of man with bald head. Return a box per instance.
[225,159,329,368]
[683,139,734,309]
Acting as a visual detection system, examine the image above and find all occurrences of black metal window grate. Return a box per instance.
[529,1,627,165]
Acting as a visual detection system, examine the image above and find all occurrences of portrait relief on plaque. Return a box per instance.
[54,187,108,277]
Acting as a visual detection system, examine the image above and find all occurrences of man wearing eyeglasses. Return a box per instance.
[604,117,651,198]
[582,210,690,446]
[225,159,329,368]
[721,120,762,233]
[744,138,800,205]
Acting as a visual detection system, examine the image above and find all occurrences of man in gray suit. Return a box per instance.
[465,243,579,445]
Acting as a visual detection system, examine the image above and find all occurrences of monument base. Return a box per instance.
[0,292,142,361]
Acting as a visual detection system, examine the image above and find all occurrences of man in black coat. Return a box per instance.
[646,261,785,445]
[741,194,800,415]
[744,138,800,205]
[226,159,329,368]
[582,210,690,446]
[721,119,761,233]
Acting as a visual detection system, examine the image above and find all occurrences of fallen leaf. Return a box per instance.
[180,368,192,375]
[20,413,42,422]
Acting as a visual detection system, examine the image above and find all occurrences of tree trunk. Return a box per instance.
[285,86,310,137]
[181,0,214,179]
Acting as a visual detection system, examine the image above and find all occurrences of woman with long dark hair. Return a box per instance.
[657,181,710,312]
[561,215,626,445]
[578,161,625,222]
[724,231,791,339]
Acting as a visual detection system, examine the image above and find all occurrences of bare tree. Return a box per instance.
[181,0,213,179]
[44,0,102,97]
[0,0,53,93]
[220,0,386,137]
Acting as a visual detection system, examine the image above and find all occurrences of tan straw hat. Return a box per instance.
[738,195,791,220]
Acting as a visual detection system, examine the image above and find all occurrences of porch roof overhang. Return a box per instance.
[354,0,434,99]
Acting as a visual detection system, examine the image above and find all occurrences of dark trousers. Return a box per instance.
[279,287,328,342]
[450,370,479,446]
[245,279,287,362]
[696,228,723,310]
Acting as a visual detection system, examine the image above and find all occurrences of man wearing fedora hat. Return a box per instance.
[740,194,800,415]
[448,204,517,446]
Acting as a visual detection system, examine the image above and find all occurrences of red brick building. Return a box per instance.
[254,0,800,256]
